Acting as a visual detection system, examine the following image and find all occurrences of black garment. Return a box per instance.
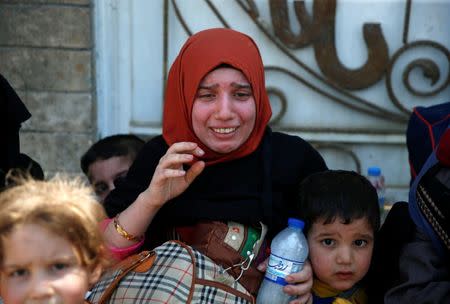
[4,153,45,186]
[366,202,415,304]
[104,128,327,248]
[0,74,32,187]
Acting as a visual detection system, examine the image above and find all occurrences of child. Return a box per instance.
[80,134,145,204]
[297,170,380,304]
[0,176,109,304]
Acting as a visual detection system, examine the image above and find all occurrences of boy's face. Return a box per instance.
[88,155,133,204]
[307,217,374,292]
[0,223,100,304]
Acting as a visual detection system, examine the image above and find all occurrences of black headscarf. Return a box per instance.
[0,74,32,186]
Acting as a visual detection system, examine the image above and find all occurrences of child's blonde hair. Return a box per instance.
[0,175,108,270]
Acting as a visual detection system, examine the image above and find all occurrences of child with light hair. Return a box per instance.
[0,176,109,304]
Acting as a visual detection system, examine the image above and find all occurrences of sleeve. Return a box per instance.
[270,132,328,234]
[103,136,168,218]
[384,228,450,304]
[297,139,328,179]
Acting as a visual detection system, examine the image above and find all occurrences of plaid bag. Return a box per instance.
[87,240,255,303]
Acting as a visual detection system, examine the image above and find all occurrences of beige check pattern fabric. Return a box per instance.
[88,240,255,303]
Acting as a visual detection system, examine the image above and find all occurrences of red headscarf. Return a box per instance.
[162,28,272,165]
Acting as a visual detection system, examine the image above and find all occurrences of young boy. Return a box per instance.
[0,176,109,304]
[297,170,380,304]
[80,134,144,204]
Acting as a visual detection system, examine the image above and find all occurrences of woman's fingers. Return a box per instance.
[256,258,312,303]
[185,160,205,184]
[143,141,206,209]
[288,293,312,304]
[284,260,312,285]
[158,142,204,170]
[257,258,268,272]
[166,141,204,156]
[159,168,186,178]
[156,157,204,184]
[159,153,193,169]
[283,261,313,298]
[149,142,205,201]
[283,282,312,298]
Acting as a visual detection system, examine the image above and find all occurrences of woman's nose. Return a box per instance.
[214,93,234,120]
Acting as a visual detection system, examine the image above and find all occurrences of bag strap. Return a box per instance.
[97,250,156,304]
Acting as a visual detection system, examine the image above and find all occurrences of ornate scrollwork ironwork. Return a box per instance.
[168,0,448,124]
[386,40,450,114]
[269,0,315,48]
[270,0,389,90]
[236,0,407,123]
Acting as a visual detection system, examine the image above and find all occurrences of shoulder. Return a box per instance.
[271,131,326,167]
[135,135,168,161]
[144,135,167,150]
[383,228,450,304]
[126,135,168,180]
[271,131,310,148]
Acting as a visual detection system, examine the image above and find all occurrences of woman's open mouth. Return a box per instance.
[212,127,237,134]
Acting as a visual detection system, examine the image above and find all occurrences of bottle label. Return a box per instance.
[264,253,304,286]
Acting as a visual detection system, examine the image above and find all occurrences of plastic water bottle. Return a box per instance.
[367,166,386,213]
[256,218,309,304]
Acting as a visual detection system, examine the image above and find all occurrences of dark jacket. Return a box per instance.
[104,128,327,248]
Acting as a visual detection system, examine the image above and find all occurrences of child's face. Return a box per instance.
[88,155,133,204]
[0,223,100,304]
[307,217,374,292]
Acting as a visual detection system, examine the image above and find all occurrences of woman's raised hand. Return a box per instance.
[142,142,205,208]
[104,142,204,250]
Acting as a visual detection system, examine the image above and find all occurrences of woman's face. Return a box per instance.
[192,67,256,154]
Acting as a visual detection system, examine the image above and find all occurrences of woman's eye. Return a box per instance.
[196,91,215,100]
[234,92,251,100]
[354,239,368,247]
[321,239,335,247]
[200,94,213,98]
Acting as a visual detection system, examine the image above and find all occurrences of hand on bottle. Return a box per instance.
[257,259,313,304]
[142,142,205,209]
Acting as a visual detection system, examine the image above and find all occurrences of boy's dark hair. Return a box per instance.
[80,134,145,175]
[298,170,380,233]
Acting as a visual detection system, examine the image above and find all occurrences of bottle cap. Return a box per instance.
[288,218,305,229]
[368,166,381,176]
